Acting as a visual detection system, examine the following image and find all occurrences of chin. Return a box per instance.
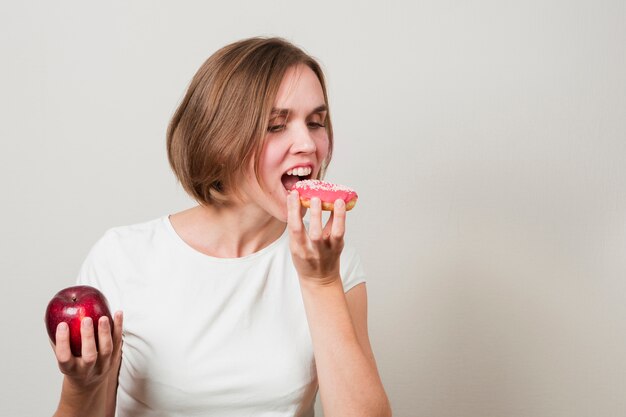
[274,207,288,223]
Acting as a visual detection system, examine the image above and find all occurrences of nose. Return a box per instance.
[290,123,316,154]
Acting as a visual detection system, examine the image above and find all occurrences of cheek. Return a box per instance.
[317,136,330,161]
[261,140,289,165]
[255,148,288,192]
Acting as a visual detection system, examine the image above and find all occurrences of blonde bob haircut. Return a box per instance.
[166,37,334,206]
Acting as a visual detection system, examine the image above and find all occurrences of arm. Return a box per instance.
[52,312,123,417]
[287,193,392,417]
[299,280,391,417]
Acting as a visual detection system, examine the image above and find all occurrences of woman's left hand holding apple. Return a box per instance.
[51,311,123,417]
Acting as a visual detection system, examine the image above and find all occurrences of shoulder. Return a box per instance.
[81,216,168,274]
[93,216,165,252]
[77,216,168,309]
[340,241,360,262]
[100,216,165,243]
[339,241,367,293]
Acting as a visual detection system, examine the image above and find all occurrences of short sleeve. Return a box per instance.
[339,244,367,293]
[76,230,123,314]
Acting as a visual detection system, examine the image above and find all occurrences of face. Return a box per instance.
[239,64,330,222]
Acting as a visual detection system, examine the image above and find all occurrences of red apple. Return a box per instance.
[45,285,113,357]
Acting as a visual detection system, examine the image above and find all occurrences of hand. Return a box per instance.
[51,311,124,392]
[287,191,347,287]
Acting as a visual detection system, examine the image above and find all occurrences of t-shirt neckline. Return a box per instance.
[162,215,288,263]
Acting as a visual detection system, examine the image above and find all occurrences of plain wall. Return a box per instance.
[2,1,625,416]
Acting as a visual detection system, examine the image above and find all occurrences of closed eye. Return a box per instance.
[267,124,286,133]
[308,122,326,129]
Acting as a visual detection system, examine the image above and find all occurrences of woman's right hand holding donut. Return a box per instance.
[51,311,123,417]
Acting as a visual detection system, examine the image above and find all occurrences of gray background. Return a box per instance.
[2,1,625,416]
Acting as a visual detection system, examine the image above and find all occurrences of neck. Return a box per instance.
[169,202,286,259]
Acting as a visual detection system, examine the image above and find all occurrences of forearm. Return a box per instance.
[300,278,391,417]
[53,377,107,417]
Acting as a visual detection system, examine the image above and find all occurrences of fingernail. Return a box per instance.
[100,317,109,330]
[82,317,92,328]
[58,322,68,333]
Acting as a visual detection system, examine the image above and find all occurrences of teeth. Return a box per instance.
[286,167,312,177]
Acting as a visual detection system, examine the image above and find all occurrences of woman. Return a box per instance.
[50,37,391,417]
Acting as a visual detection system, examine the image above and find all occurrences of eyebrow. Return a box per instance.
[270,104,328,117]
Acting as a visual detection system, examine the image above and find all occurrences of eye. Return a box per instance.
[267,114,287,133]
[308,122,326,129]
[267,124,286,133]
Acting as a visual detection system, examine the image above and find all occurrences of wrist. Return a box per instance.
[63,375,105,395]
[299,273,342,291]
[56,377,106,416]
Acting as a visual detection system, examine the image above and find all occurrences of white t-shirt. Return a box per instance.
[76,215,366,417]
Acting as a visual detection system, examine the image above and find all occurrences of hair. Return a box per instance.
[166,37,334,206]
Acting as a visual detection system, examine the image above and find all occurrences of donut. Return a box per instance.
[292,179,358,211]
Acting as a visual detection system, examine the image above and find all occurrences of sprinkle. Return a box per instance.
[293,179,355,193]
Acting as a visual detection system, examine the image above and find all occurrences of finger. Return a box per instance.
[80,317,97,365]
[54,322,74,372]
[308,198,323,242]
[112,311,124,355]
[287,191,307,246]
[97,316,113,358]
[323,211,334,240]
[331,199,346,241]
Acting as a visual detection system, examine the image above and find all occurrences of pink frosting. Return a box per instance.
[292,179,358,203]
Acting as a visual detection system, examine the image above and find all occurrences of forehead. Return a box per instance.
[273,64,325,110]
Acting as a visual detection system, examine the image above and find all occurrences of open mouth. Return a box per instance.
[281,166,313,191]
